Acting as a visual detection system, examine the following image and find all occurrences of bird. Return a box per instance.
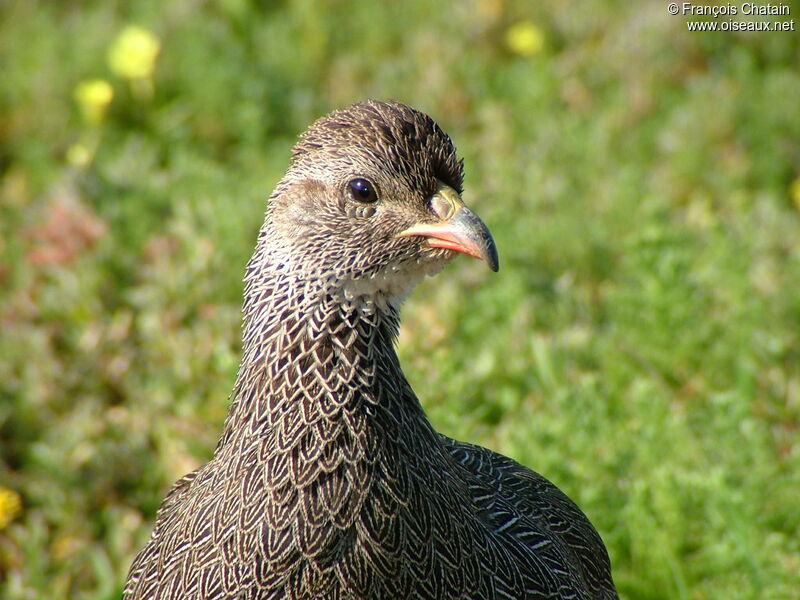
[124,100,618,600]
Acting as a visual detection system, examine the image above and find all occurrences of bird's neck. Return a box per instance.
[208,245,470,588]
[219,251,429,455]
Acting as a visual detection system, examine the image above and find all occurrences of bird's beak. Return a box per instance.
[397,182,499,272]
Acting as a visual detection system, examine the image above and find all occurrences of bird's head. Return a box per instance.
[259,100,498,310]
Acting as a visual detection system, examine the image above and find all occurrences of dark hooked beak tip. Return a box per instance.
[398,205,500,272]
[450,206,499,272]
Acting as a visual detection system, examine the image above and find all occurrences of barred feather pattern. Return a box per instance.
[124,272,617,598]
[124,100,618,600]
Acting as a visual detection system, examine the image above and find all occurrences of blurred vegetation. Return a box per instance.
[1,1,799,598]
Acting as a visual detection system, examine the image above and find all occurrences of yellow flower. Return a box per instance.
[791,176,800,211]
[66,142,92,167]
[74,79,114,124]
[0,487,22,530]
[108,25,161,80]
[505,21,545,57]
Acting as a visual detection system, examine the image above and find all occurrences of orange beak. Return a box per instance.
[398,183,499,272]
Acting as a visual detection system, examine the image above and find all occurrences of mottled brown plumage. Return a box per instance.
[124,100,618,599]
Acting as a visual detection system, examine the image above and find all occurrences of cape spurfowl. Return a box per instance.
[124,100,618,600]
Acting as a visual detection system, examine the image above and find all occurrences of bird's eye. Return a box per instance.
[347,178,378,203]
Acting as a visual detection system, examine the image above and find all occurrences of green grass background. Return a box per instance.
[1,1,799,598]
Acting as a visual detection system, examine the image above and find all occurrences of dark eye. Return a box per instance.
[348,178,378,203]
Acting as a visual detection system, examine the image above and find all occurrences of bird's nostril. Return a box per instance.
[429,194,455,220]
